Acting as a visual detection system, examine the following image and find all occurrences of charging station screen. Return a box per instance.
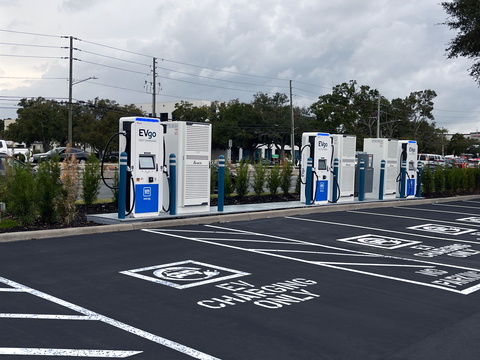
[409,161,414,171]
[318,159,327,170]
[139,155,155,169]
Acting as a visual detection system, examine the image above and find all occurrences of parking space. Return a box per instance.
[1,198,480,359]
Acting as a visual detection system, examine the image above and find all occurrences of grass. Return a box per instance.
[75,198,114,205]
[0,218,19,229]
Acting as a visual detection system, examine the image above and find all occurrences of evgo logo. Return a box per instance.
[139,129,156,139]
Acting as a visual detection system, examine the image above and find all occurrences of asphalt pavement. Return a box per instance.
[1,196,480,359]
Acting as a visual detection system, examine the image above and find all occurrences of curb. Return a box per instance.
[1,195,479,243]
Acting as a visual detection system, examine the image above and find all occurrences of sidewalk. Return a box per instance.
[1,195,479,243]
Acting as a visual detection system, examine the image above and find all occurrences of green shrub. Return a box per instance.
[235,160,250,197]
[466,168,476,190]
[112,169,119,203]
[280,160,293,195]
[421,164,433,195]
[252,161,267,196]
[224,167,234,197]
[295,172,301,195]
[4,158,36,225]
[444,166,453,191]
[267,164,281,196]
[36,158,62,223]
[210,161,218,194]
[473,167,480,189]
[433,165,445,193]
[82,155,101,205]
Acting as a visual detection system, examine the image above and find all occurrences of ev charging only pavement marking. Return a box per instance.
[0,276,220,359]
[142,225,480,295]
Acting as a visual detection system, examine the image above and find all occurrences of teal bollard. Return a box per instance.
[218,156,225,212]
[169,154,176,216]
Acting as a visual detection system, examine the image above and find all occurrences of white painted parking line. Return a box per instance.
[393,206,480,217]
[457,217,480,224]
[0,314,100,320]
[350,210,480,227]
[285,216,480,245]
[0,288,26,292]
[0,276,221,360]
[432,203,480,210]
[407,224,476,235]
[0,348,142,357]
[145,226,480,295]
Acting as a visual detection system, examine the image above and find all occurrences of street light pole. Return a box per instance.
[68,36,73,146]
[377,95,381,138]
[290,80,294,161]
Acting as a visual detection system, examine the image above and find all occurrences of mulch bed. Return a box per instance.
[0,193,299,234]
[1,189,479,234]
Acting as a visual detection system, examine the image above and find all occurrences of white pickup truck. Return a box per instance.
[0,140,33,158]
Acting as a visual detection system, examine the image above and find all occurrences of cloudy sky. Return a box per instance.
[1,0,479,134]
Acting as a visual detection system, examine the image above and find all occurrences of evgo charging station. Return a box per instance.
[115,117,212,219]
[119,117,164,218]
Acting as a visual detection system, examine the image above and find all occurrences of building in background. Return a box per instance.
[134,100,212,121]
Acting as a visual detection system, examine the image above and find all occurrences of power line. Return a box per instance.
[76,48,151,67]
[0,54,68,59]
[156,64,290,88]
[75,58,149,76]
[0,29,64,38]
[0,77,67,80]
[77,37,290,81]
[156,74,262,93]
[293,80,332,90]
[0,42,64,49]
[88,81,150,94]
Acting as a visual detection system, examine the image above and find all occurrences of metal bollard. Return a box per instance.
[400,160,406,199]
[359,159,365,201]
[306,157,312,205]
[416,160,422,197]
[218,155,225,212]
[379,159,385,201]
[169,154,176,216]
[118,152,127,219]
[333,158,339,203]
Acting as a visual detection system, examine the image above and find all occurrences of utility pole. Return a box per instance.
[68,36,73,146]
[152,57,156,118]
[377,95,381,138]
[290,80,294,162]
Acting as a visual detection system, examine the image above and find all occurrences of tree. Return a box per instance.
[441,0,480,85]
[6,97,67,150]
[86,100,144,154]
[252,92,291,161]
[448,133,470,155]
[309,81,359,135]
[172,101,212,122]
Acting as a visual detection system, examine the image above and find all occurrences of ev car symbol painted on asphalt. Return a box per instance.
[337,234,421,249]
[457,217,480,224]
[153,267,220,281]
[407,224,475,235]
[121,260,250,289]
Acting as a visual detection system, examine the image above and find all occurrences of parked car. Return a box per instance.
[445,157,467,168]
[0,140,33,159]
[33,147,92,164]
[0,153,32,175]
[418,153,447,170]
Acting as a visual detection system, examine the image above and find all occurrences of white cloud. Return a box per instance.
[1,0,479,134]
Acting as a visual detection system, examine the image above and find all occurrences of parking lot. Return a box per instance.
[1,198,480,359]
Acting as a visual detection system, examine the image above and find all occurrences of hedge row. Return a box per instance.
[421,165,480,196]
